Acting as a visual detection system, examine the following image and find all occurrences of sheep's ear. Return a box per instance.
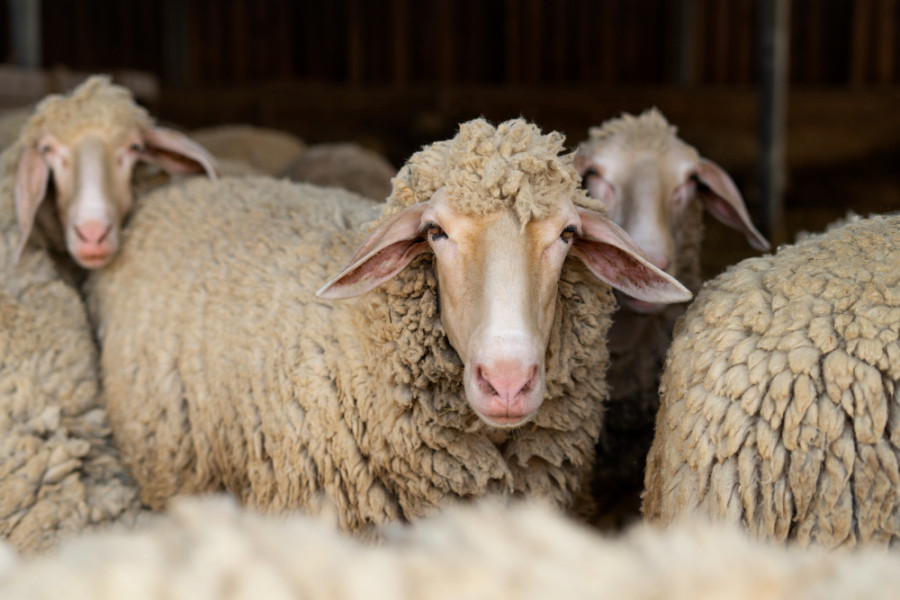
[13,146,50,263]
[571,207,693,304]
[141,127,220,179]
[694,158,770,251]
[316,203,431,300]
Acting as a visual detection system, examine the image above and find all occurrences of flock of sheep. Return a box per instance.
[0,75,897,596]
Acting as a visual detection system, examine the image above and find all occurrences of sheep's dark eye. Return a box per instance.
[580,168,599,189]
[560,225,577,243]
[39,145,52,154]
[426,223,447,241]
[130,143,144,153]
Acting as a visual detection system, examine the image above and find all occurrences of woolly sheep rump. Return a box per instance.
[1,496,899,599]
[87,118,617,530]
[280,142,396,201]
[190,124,306,175]
[643,213,900,548]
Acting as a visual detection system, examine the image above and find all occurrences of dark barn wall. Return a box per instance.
[14,0,900,271]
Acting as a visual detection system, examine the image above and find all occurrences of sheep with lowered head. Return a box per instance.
[280,141,397,201]
[86,118,690,529]
[1,496,900,599]
[643,212,900,548]
[190,123,306,176]
[574,109,769,523]
[4,75,217,276]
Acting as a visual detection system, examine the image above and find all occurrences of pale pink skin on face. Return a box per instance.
[318,191,692,429]
[14,125,218,269]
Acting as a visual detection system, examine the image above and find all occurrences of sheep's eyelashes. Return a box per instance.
[560,225,577,243]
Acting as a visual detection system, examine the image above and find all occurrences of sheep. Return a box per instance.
[643,212,900,549]
[86,118,691,530]
[280,142,397,201]
[190,124,306,176]
[3,75,218,277]
[573,109,770,524]
[0,108,30,153]
[1,495,899,599]
[0,203,142,556]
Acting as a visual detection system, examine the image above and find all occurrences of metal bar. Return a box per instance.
[758,0,790,244]
[9,0,41,68]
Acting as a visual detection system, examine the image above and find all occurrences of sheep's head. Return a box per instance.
[318,119,691,428]
[14,75,218,269]
[574,108,769,314]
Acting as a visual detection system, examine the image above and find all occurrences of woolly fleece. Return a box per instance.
[576,110,704,523]
[87,118,616,530]
[0,186,141,555]
[281,142,397,201]
[1,496,899,599]
[643,213,900,548]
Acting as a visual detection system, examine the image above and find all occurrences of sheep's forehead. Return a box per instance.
[585,109,694,156]
[388,118,600,224]
[22,78,152,148]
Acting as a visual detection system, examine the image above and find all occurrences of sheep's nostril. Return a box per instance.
[476,362,539,400]
[74,222,112,245]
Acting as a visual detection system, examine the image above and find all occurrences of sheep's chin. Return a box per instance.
[474,411,535,429]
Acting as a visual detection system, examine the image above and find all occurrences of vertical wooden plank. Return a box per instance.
[850,0,872,86]
[712,0,730,83]
[675,0,698,86]
[436,0,454,84]
[876,0,897,84]
[505,0,520,83]
[163,0,190,84]
[577,0,595,82]
[391,0,410,85]
[232,0,249,82]
[551,0,567,81]
[735,0,755,85]
[758,0,790,244]
[522,0,542,83]
[347,0,363,84]
[9,0,42,68]
[599,0,616,83]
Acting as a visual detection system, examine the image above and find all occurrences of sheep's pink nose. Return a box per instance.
[475,361,539,406]
[74,221,111,245]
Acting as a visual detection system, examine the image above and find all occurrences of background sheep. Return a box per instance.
[643,213,900,548]
[1,495,898,599]
[0,198,141,556]
[189,123,306,176]
[280,141,397,201]
[3,75,217,276]
[86,119,690,530]
[573,109,770,524]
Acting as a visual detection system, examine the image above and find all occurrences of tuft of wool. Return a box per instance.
[586,107,679,153]
[2,496,900,599]
[644,213,900,549]
[87,119,618,531]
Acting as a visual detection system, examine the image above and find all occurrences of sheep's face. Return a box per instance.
[35,129,141,268]
[318,191,692,429]
[14,123,218,269]
[575,125,769,315]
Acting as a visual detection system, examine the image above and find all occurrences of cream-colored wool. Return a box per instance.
[1,496,899,599]
[0,108,31,153]
[644,213,900,548]
[576,111,706,523]
[190,124,306,176]
[86,119,616,529]
[0,197,141,555]
[280,142,396,201]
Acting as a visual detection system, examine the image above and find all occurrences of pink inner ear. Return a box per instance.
[317,239,429,299]
[13,146,50,262]
[695,159,770,251]
[142,127,219,179]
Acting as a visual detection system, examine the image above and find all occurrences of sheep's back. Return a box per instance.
[643,214,900,548]
[87,177,382,513]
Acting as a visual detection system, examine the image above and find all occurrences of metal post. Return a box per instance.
[758,0,789,244]
[9,0,41,68]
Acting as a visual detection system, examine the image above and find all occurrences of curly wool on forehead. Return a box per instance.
[19,75,153,148]
[388,118,595,225]
[584,108,680,153]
